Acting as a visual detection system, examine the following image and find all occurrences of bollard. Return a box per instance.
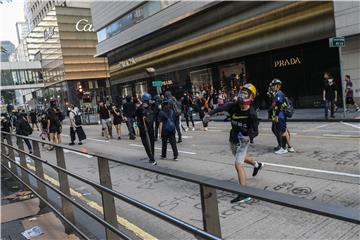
[97,157,120,240]
[16,136,30,186]
[200,185,222,238]
[32,140,48,208]
[55,146,75,234]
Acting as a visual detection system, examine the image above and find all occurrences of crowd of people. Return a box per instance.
[1,72,358,204]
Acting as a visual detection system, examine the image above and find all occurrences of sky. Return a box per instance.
[0,0,25,46]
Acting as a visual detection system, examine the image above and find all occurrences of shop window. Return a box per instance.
[189,68,213,94]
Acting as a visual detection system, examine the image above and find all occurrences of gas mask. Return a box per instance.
[237,91,252,106]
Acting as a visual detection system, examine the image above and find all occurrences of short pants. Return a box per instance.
[275,118,287,133]
[230,137,250,164]
[101,118,112,129]
[346,97,355,105]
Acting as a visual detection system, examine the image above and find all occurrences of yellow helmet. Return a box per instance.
[243,83,257,97]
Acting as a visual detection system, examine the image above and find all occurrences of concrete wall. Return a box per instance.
[334,1,360,101]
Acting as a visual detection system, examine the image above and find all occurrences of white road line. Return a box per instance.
[323,134,360,138]
[194,121,202,125]
[130,144,196,155]
[263,162,360,178]
[61,134,107,142]
[63,149,93,158]
[303,124,329,132]
[182,136,193,139]
[340,121,360,130]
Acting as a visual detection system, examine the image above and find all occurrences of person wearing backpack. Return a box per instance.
[15,113,33,154]
[203,83,263,204]
[47,106,61,150]
[69,106,86,145]
[164,91,182,143]
[271,79,294,154]
[135,93,157,165]
[158,100,179,160]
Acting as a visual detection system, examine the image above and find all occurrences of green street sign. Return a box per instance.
[152,81,163,87]
[329,37,345,47]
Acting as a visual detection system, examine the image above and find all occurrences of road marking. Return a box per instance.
[340,121,360,130]
[26,164,157,240]
[63,149,93,159]
[194,121,202,125]
[130,144,196,155]
[303,124,329,132]
[261,133,358,140]
[263,162,360,178]
[182,136,193,139]
[87,138,107,142]
[322,134,360,138]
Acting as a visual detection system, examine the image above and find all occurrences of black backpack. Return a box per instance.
[171,100,181,117]
[284,97,294,118]
[24,121,33,135]
[74,113,82,126]
[164,111,176,134]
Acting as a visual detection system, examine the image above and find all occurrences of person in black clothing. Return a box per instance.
[98,102,112,140]
[135,93,156,165]
[111,105,123,139]
[182,92,195,131]
[204,83,263,203]
[123,96,136,140]
[1,113,12,155]
[164,91,182,143]
[29,109,39,131]
[158,100,179,160]
[323,73,338,119]
[16,113,33,153]
[152,95,162,141]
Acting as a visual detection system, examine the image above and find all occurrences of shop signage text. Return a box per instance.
[75,19,94,32]
[118,58,137,68]
[152,81,163,87]
[44,26,55,41]
[329,37,345,47]
[274,57,301,68]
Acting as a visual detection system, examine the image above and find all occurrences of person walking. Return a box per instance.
[1,113,12,155]
[182,92,195,131]
[158,100,179,160]
[111,105,123,139]
[16,112,33,154]
[203,83,263,203]
[29,109,39,131]
[47,106,61,150]
[135,93,157,165]
[344,74,360,112]
[323,73,337,119]
[98,101,112,140]
[152,95,162,141]
[69,106,86,145]
[123,96,136,140]
[271,79,294,154]
[164,91,182,143]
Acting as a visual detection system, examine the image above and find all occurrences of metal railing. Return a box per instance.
[1,132,359,240]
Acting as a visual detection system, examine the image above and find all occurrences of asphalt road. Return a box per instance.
[12,120,360,240]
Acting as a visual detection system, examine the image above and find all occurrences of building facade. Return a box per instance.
[0,41,15,62]
[91,1,345,108]
[25,5,109,111]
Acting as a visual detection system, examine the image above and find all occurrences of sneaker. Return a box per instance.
[78,142,82,145]
[174,156,178,160]
[177,139,182,143]
[160,155,166,159]
[252,162,263,177]
[150,161,157,166]
[69,142,75,146]
[356,108,360,112]
[230,195,252,204]
[204,127,208,131]
[287,147,295,153]
[130,136,136,140]
[192,127,195,131]
[118,136,121,140]
[273,145,281,151]
[275,148,288,154]
[185,128,189,132]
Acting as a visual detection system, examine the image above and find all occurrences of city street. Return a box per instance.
[22,120,360,240]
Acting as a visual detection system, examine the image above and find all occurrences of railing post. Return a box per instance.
[16,136,30,186]
[32,140,48,208]
[55,146,75,234]
[200,185,222,238]
[97,157,119,240]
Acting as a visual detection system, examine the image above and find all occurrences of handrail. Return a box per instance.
[1,141,221,240]
[1,162,91,240]
[1,132,359,240]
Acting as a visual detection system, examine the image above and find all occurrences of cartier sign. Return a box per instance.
[274,57,301,68]
[75,19,94,32]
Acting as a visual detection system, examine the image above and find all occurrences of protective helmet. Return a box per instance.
[242,83,257,97]
[271,79,282,86]
[142,92,151,102]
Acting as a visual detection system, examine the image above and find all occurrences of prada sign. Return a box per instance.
[44,26,55,41]
[118,58,137,68]
[274,57,301,68]
[75,19,94,32]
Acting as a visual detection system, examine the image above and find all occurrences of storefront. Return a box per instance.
[26,6,110,111]
[106,1,339,108]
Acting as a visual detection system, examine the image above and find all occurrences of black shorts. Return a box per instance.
[275,118,287,133]
[346,97,355,105]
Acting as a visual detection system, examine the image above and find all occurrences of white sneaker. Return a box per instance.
[287,147,295,153]
[185,128,189,132]
[204,127,208,131]
[192,127,195,131]
[275,148,288,154]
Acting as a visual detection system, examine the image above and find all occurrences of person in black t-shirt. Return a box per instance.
[98,102,112,140]
[323,73,337,119]
[123,96,136,140]
[203,84,263,204]
[29,109,39,131]
[111,105,123,139]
